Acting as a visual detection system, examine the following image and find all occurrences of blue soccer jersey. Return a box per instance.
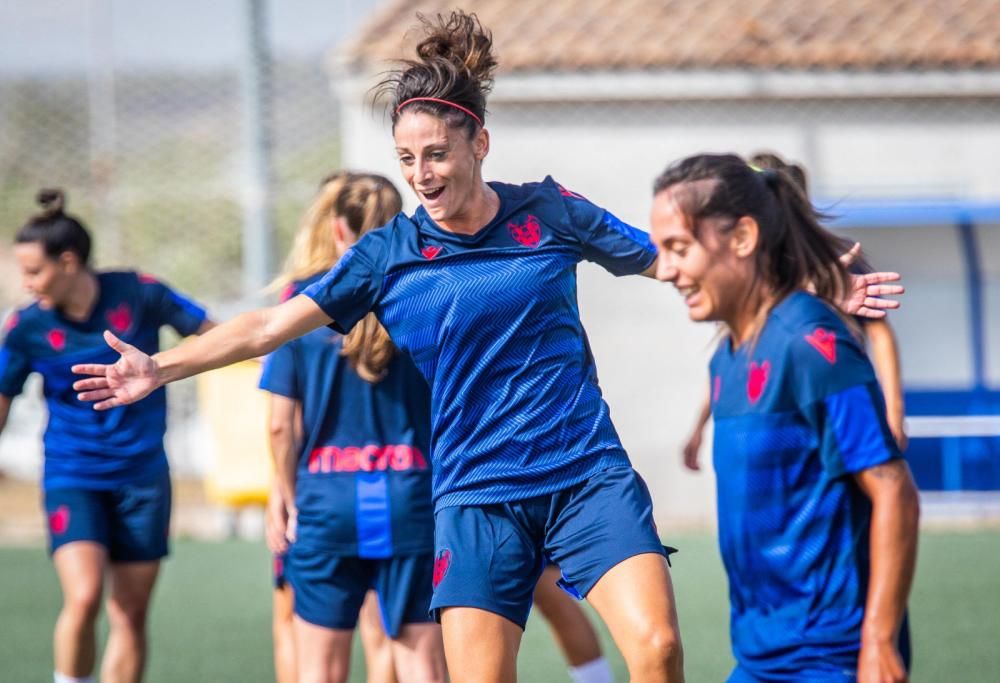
[260,275,434,558]
[0,271,207,490]
[709,291,902,679]
[302,177,655,508]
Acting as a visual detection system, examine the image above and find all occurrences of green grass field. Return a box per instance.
[1,530,998,681]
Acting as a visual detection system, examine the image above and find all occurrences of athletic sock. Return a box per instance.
[569,656,614,683]
[54,673,94,683]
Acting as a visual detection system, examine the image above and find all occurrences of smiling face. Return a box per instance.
[650,188,758,330]
[393,111,490,230]
[13,242,79,309]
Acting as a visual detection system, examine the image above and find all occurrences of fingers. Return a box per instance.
[864,296,900,310]
[862,271,901,284]
[72,377,109,391]
[94,397,123,411]
[854,307,887,319]
[104,330,134,353]
[76,388,116,402]
[72,363,111,377]
[865,283,905,296]
[839,242,862,265]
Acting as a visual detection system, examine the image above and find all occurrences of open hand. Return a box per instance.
[858,639,908,683]
[72,331,161,410]
[839,243,904,319]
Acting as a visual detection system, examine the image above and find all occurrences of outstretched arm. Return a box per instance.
[73,295,331,410]
[854,459,920,683]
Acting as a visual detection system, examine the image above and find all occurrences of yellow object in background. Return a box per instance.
[197,359,271,508]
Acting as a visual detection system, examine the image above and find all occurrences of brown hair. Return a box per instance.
[375,10,498,138]
[653,153,852,326]
[15,188,92,265]
[276,172,403,382]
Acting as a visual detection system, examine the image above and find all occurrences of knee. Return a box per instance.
[632,623,683,676]
[106,598,150,633]
[62,586,102,624]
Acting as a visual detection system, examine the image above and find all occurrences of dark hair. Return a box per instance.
[653,153,851,314]
[15,189,92,266]
[748,151,809,195]
[375,10,498,138]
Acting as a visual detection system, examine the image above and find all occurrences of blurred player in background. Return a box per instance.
[259,172,445,683]
[651,153,918,682]
[681,152,908,471]
[0,189,213,683]
[71,11,901,682]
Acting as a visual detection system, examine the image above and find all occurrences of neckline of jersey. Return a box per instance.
[413,181,512,244]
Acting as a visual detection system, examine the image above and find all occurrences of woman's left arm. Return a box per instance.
[853,459,920,683]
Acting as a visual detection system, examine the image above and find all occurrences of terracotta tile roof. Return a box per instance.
[342,0,1000,72]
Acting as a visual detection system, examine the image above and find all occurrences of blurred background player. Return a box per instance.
[0,189,213,683]
[681,152,908,470]
[651,153,918,682]
[70,12,900,682]
[259,172,446,683]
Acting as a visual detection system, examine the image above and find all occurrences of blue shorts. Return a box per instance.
[273,553,288,589]
[431,465,669,629]
[287,546,434,637]
[43,469,171,563]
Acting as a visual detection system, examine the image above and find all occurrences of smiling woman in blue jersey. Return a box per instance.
[0,189,213,683]
[70,12,903,683]
[649,154,919,683]
[261,171,446,683]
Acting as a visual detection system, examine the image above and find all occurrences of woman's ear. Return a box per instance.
[729,216,760,259]
[58,250,82,274]
[473,127,490,162]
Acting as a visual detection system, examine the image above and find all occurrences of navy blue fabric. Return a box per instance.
[0,271,206,490]
[259,274,433,557]
[709,292,903,680]
[303,177,655,508]
[287,547,435,636]
[429,466,666,628]
[43,467,171,562]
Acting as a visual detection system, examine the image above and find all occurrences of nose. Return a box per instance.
[655,252,677,283]
[415,158,434,184]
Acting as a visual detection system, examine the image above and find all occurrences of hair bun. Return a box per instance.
[36,188,66,218]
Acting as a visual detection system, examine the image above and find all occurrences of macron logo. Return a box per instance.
[308,444,429,474]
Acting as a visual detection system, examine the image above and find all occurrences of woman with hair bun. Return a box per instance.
[0,189,214,683]
[72,11,901,681]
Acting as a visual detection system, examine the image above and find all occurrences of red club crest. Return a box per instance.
[47,328,66,352]
[49,505,70,535]
[421,245,443,260]
[105,303,133,333]
[138,273,159,285]
[508,215,541,248]
[805,327,837,364]
[432,549,452,589]
[747,361,771,404]
[557,184,586,201]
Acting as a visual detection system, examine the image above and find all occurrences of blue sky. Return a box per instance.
[0,0,383,74]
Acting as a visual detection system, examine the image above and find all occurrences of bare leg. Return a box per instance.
[273,584,296,683]
[358,591,397,683]
[390,623,446,683]
[533,565,603,666]
[53,542,106,679]
[440,607,522,683]
[101,560,160,683]
[587,553,684,683]
[294,616,353,683]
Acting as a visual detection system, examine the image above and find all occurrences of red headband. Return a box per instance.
[395,97,483,127]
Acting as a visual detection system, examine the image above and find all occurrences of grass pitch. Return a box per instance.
[0,530,998,681]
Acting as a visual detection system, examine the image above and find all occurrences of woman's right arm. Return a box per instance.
[73,295,332,410]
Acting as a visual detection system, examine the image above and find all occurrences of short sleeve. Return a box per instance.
[138,274,207,336]
[0,315,31,397]
[556,182,656,276]
[302,235,384,334]
[258,342,299,400]
[791,323,900,477]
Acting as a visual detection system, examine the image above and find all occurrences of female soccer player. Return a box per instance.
[650,154,919,682]
[72,12,900,682]
[0,189,213,683]
[260,171,445,683]
[681,152,909,470]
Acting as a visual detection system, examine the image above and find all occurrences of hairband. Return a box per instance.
[395,97,483,127]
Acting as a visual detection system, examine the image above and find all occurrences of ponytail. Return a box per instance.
[15,188,92,265]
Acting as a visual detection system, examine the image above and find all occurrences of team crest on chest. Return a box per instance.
[747,361,770,404]
[47,328,67,352]
[106,303,133,333]
[508,215,541,248]
[421,245,443,260]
